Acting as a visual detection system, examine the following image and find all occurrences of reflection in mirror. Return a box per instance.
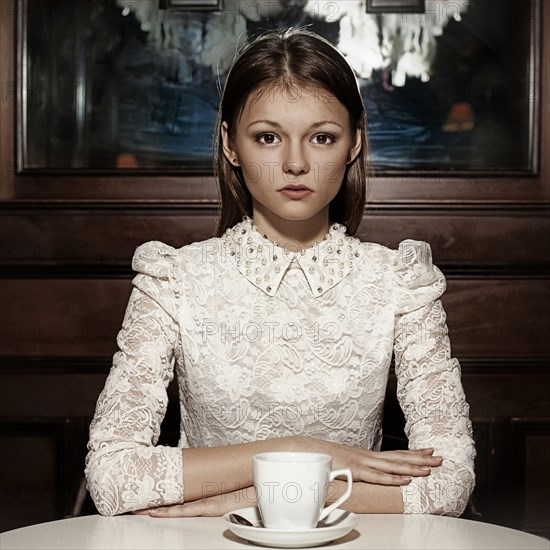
[20,0,539,174]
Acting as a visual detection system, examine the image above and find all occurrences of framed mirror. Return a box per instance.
[17,0,540,176]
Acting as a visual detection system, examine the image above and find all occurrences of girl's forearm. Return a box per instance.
[182,439,405,514]
[181,436,300,502]
[329,480,404,514]
[182,436,429,507]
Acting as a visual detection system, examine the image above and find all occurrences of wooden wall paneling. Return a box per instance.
[480,419,518,530]
[0,363,179,420]
[0,371,109,419]
[0,417,105,529]
[8,172,550,203]
[468,420,492,523]
[0,279,132,356]
[0,366,179,526]
[0,278,547,358]
[463,369,550,419]
[444,279,550,357]
[61,417,96,519]
[0,205,220,266]
[0,205,549,269]
[381,369,550,529]
[0,0,15,199]
[360,207,550,269]
[0,421,64,531]
[513,420,550,538]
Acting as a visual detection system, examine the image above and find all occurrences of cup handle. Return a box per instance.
[318,468,353,522]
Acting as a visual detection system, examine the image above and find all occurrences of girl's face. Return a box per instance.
[221,84,361,230]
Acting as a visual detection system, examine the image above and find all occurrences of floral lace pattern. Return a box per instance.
[85,217,475,516]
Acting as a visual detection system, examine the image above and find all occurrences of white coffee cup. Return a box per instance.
[252,451,353,530]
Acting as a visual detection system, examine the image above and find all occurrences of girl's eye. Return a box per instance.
[313,134,336,145]
[255,133,279,145]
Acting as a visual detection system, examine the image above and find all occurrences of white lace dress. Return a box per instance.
[85,215,476,517]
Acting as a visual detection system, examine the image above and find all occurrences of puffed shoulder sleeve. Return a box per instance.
[392,240,447,315]
[392,240,476,516]
[84,241,184,516]
[130,240,182,321]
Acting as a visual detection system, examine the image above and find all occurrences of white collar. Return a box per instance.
[221,215,363,297]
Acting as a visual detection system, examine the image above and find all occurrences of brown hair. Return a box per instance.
[213,27,369,237]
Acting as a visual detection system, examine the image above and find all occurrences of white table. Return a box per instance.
[1,514,548,549]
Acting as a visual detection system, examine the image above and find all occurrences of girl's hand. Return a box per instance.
[295,436,443,486]
[131,487,257,518]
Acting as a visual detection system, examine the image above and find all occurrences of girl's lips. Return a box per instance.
[279,189,313,199]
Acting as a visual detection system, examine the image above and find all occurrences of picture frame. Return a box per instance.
[159,0,223,10]
[17,0,541,176]
[366,0,426,13]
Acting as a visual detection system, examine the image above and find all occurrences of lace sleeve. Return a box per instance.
[392,240,476,516]
[84,242,184,516]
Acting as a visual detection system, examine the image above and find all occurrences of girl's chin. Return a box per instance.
[256,210,330,225]
[252,198,331,218]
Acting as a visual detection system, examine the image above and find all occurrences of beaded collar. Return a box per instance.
[221,215,363,298]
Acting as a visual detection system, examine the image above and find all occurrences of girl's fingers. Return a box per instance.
[361,461,432,478]
[352,452,443,481]
[365,471,413,486]
[377,450,443,466]
[148,498,226,518]
[149,505,188,517]
[398,454,443,467]
[414,448,435,455]
[362,454,440,473]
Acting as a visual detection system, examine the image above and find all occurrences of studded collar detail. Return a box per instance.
[221,215,363,297]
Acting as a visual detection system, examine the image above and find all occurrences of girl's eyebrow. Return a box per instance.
[247,119,343,130]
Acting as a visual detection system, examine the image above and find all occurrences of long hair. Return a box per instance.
[213,27,369,237]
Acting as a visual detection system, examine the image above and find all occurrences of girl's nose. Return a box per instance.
[283,146,309,176]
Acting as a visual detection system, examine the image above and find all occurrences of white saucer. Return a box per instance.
[222,506,358,548]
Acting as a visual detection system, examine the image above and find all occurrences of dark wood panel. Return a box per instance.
[0,417,103,531]
[1,206,549,265]
[0,279,131,356]
[0,371,179,418]
[360,212,550,265]
[444,279,550,357]
[10,173,550,205]
[524,433,550,536]
[0,209,215,264]
[1,278,547,356]
[464,374,550,418]
[0,423,62,532]
[468,421,492,522]
[0,373,109,418]
[378,373,549,530]
[513,421,550,538]
[0,0,15,200]
[0,359,546,417]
